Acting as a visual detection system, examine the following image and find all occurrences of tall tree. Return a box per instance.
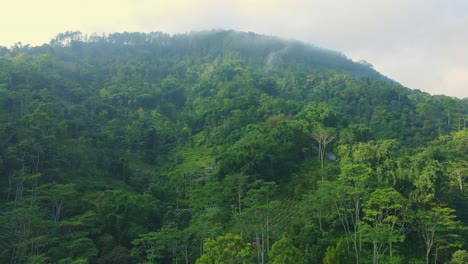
[412,206,463,264]
[361,187,408,263]
[312,125,335,169]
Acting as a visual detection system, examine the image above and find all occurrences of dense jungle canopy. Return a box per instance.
[0,30,468,264]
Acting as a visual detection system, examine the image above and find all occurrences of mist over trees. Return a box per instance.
[0,30,467,263]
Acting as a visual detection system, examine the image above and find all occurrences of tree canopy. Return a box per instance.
[0,30,467,263]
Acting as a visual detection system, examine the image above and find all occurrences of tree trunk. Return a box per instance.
[373,240,378,264]
[389,241,393,261]
[426,248,431,264]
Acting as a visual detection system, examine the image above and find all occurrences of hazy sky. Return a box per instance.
[2,0,467,98]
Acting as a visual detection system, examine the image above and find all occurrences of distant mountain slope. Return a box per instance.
[169,30,395,81]
[44,30,397,82]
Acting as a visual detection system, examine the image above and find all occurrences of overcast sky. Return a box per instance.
[1,0,467,98]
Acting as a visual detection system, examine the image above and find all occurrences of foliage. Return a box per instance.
[0,30,467,263]
[196,233,252,264]
[268,237,301,264]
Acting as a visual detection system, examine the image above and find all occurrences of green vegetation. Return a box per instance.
[0,30,467,263]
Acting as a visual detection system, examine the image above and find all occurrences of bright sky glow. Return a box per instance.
[1,0,467,98]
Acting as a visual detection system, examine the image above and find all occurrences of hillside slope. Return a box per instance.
[0,30,467,264]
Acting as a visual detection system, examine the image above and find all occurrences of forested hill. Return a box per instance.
[1,30,467,264]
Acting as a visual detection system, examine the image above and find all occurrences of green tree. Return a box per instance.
[312,124,335,169]
[35,183,77,229]
[361,187,408,263]
[131,223,182,263]
[268,237,301,264]
[442,96,456,127]
[236,180,279,264]
[224,173,249,214]
[449,249,468,264]
[323,238,355,264]
[49,211,98,263]
[96,190,161,247]
[333,164,373,264]
[412,206,463,264]
[196,233,252,264]
[408,150,444,204]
